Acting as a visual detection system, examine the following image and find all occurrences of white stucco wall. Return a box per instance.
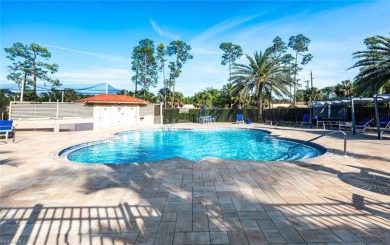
[140,115,154,125]
[93,104,139,129]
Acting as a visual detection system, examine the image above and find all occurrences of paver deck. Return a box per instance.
[1,123,389,245]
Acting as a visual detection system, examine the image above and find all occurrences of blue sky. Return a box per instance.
[1,0,389,96]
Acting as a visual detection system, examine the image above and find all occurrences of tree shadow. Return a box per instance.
[0,158,21,167]
[289,159,390,195]
[1,156,390,244]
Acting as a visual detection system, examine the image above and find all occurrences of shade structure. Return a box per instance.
[0,82,120,95]
[310,94,390,138]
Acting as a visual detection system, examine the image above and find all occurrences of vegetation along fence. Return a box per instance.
[163,104,389,124]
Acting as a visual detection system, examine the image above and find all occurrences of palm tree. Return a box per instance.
[304,87,323,102]
[348,34,390,96]
[221,83,240,108]
[263,73,290,108]
[158,88,173,107]
[335,80,355,97]
[230,49,286,120]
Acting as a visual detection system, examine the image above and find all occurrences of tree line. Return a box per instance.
[2,33,389,119]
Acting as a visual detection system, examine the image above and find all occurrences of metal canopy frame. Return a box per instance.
[0,82,119,94]
[310,94,390,139]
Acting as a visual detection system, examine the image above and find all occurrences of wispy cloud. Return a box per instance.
[190,12,267,44]
[56,67,133,89]
[191,46,220,55]
[38,44,129,63]
[150,19,180,40]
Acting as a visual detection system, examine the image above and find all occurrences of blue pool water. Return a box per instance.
[62,129,325,164]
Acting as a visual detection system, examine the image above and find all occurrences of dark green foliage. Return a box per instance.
[131,39,158,99]
[166,40,193,106]
[349,34,390,96]
[0,90,13,119]
[303,87,323,102]
[220,42,243,81]
[164,108,261,123]
[163,106,390,125]
[287,34,313,105]
[4,42,60,100]
[334,80,355,97]
[231,49,287,121]
[163,108,180,123]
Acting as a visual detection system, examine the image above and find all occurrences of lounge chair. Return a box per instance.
[354,117,374,131]
[363,117,390,133]
[339,121,352,131]
[378,116,390,128]
[236,114,244,124]
[316,116,325,129]
[300,114,311,126]
[380,128,390,139]
[0,120,15,143]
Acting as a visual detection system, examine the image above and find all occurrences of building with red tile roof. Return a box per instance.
[76,94,157,129]
[77,94,148,104]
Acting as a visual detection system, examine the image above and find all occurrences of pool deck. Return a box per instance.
[1,123,389,245]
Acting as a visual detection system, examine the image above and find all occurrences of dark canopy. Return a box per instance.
[310,94,390,138]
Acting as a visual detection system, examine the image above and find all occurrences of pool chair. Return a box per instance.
[339,121,353,131]
[207,115,215,123]
[236,114,244,124]
[316,116,325,129]
[0,120,15,143]
[363,117,390,133]
[352,117,374,131]
[197,115,205,123]
[300,114,311,126]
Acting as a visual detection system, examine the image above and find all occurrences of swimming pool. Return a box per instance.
[60,129,325,164]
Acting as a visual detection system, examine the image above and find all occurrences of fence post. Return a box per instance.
[160,103,163,124]
[56,100,59,118]
[9,101,13,119]
[54,100,60,133]
[351,97,356,135]
[374,95,381,139]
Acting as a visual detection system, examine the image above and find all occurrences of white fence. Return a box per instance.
[9,102,93,119]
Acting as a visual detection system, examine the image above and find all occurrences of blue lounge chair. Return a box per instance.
[363,117,390,133]
[354,117,374,131]
[0,120,15,143]
[301,114,311,126]
[206,115,215,123]
[236,114,244,124]
[379,117,390,128]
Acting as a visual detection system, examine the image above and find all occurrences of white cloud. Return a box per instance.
[150,19,180,40]
[190,12,267,44]
[38,43,129,63]
[191,46,220,55]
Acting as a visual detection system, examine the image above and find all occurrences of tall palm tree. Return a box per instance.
[348,34,390,96]
[304,87,323,102]
[263,73,290,108]
[335,80,355,97]
[230,49,286,120]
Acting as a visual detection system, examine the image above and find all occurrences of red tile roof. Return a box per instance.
[77,94,148,104]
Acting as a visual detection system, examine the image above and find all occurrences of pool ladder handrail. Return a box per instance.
[287,130,347,156]
[161,123,173,131]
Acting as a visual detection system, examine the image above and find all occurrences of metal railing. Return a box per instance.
[288,130,347,156]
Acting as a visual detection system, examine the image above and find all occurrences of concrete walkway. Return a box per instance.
[1,123,389,244]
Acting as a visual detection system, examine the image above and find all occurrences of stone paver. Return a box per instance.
[1,123,390,244]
